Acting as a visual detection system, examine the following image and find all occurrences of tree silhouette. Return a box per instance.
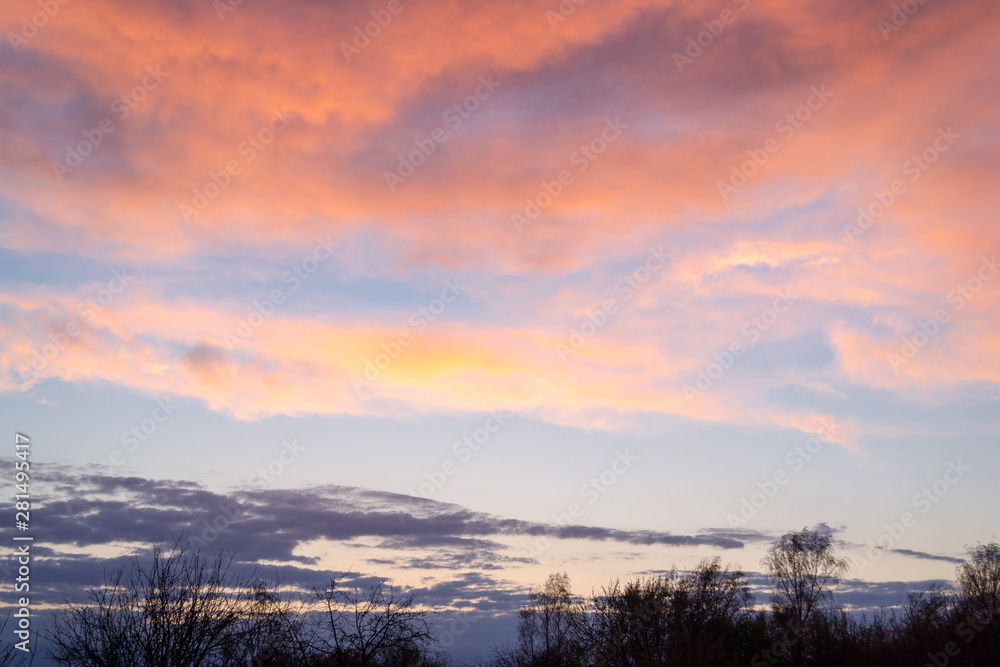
[40,534,1000,667]
[955,539,1000,659]
[761,527,848,666]
[586,575,673,666]
[48,538,266,667]
[0,613,31,667]
[309,575,437,667]
[956,540,1000,622]
[497,572,586,667]
[669,557,753,666]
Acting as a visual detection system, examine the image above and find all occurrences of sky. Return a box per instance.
[1,0,999,660]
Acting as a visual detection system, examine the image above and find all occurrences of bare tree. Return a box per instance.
[47,538,261,667]
[309,575,436,667]
[0,613,32,667]
[513,572,586,667]
[219,576,312,666]
[956,540,1000,623]
[761,528,848,666]
[893,583,953,664]
[902,583,952,636]
[585,575,673,667]
[522,573,586,667]
[670,557,753,666]
[955,539,1000,658]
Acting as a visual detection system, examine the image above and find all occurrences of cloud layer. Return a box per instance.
[4,0,999,444]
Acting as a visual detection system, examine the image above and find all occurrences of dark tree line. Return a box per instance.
[43,538,442,667]
[488,530,1000,667]
[39,532,1000,666]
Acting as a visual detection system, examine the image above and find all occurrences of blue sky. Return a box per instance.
[2,0,999,660]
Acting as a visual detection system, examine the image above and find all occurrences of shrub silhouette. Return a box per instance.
[45,534,1000,666]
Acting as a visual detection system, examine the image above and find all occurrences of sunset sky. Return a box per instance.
[2,0,999,659]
